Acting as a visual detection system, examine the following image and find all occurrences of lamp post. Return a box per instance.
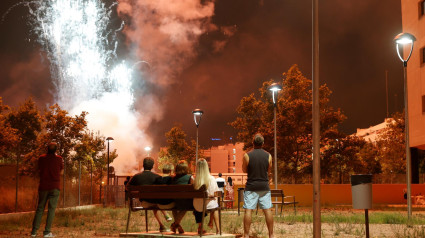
[268,82,282,215]
[394,32,416,219]
[192,109,204,169]
[105,137,114,206]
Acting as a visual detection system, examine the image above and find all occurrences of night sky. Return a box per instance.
[0,0,404,148]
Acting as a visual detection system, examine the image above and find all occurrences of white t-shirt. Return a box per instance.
[215,177,226,192]
[193,175,220,212]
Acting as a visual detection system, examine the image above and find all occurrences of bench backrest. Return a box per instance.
[270,189,284,198]
[127,184,208,200]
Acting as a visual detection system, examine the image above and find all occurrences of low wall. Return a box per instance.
[234,184,425,206]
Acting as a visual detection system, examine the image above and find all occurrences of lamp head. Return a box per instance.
[192,109,204,127]
[106,137,114,141]
[144,146,152,152]
[267,82,282,105]
[394,32,416,65]
[268,83,282,92]
[394,33,416,45]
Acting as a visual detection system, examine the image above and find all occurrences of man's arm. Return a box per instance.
[268,154,273,177]
[242,153,249,173]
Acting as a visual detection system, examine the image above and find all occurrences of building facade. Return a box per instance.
[400,0,425,183]
[203,142,245,174]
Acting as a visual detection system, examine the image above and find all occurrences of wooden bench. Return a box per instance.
[256,189,298,216]
[126,184,222,237]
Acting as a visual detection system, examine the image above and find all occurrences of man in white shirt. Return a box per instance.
[215,173,226,198]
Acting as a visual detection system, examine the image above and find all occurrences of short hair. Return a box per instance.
[253,134,264,146]
[175,160,189,176]
[218,173,222,177]
[47,142,57,154]
[143,157,155,170]
[162,163,174,174]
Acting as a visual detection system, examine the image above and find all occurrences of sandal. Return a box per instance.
[170,223,177,233]
[177,224,184,234]
[197,227,206,235]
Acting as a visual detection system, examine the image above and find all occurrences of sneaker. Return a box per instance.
[30,234,36,237]
[159,225,169,232]
[165,215,173,221]
[43,233,55,237]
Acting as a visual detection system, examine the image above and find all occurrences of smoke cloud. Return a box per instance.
[117,0,215,86]
[113,0,216,171]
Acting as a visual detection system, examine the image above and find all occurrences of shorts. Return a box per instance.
[243,190,272,210]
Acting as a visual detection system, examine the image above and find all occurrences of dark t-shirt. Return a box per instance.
[38,153,64,191]
[129,170,169,204]
[245,149,270,191]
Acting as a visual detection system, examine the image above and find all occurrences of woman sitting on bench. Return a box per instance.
[169,160,194,234]
[193,159,220,235]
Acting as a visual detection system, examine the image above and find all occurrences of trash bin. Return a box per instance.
[351,174,372,209]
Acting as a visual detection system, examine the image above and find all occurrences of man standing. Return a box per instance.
[215,173,226,199]
[31,142,63,238]
[127,157,168,232]
[242,134,273,238]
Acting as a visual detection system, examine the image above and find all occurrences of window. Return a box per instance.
[233,148,236,154]
[233,155,236,160]
[233,162,236,166]
[233,168,236,173]
[420,0,425,16]
[422,95,425,113]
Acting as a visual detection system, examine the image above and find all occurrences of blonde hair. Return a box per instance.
[194,159,211,190]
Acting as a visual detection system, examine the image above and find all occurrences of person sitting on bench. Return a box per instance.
[128,157,173,232]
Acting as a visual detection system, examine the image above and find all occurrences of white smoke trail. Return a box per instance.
[24,0,150,174]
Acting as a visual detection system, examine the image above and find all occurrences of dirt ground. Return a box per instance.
[0,222,424,238]
[1,208,425,237]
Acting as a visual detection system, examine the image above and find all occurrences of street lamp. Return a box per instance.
[394,32,416,219]
[144,146,152,156]
[268,82,282,215]
[192,109,203,168]
[105,137,114,206]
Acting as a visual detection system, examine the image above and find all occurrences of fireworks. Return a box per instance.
[26,0,132,110]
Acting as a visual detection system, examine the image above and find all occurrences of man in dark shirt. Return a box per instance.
[31,142,64,238]
[128,157,168,232]
[242,134,273,238]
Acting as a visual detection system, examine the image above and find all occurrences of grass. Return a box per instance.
[2,206,425,237]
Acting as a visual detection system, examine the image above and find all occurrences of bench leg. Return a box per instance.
[145,210,148,232]
[200,210,205,237]
[126,206,131,234]
[280,204,283,217]
[219,208,222,236]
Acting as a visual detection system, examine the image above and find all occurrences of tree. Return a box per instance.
[6,98,43,157]
[230,64,346,183]
[158,125,197,171]
[0,97,19,161]
[376,112,405,175]
[6,97,43,211]
[21,104,88,177]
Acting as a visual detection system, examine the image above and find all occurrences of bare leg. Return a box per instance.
[243,209,252,238]
[208,212,213,228]
[175,211,186,225]
[153,210,164,228]
[263,209,274,238]
[211,210,220,234]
